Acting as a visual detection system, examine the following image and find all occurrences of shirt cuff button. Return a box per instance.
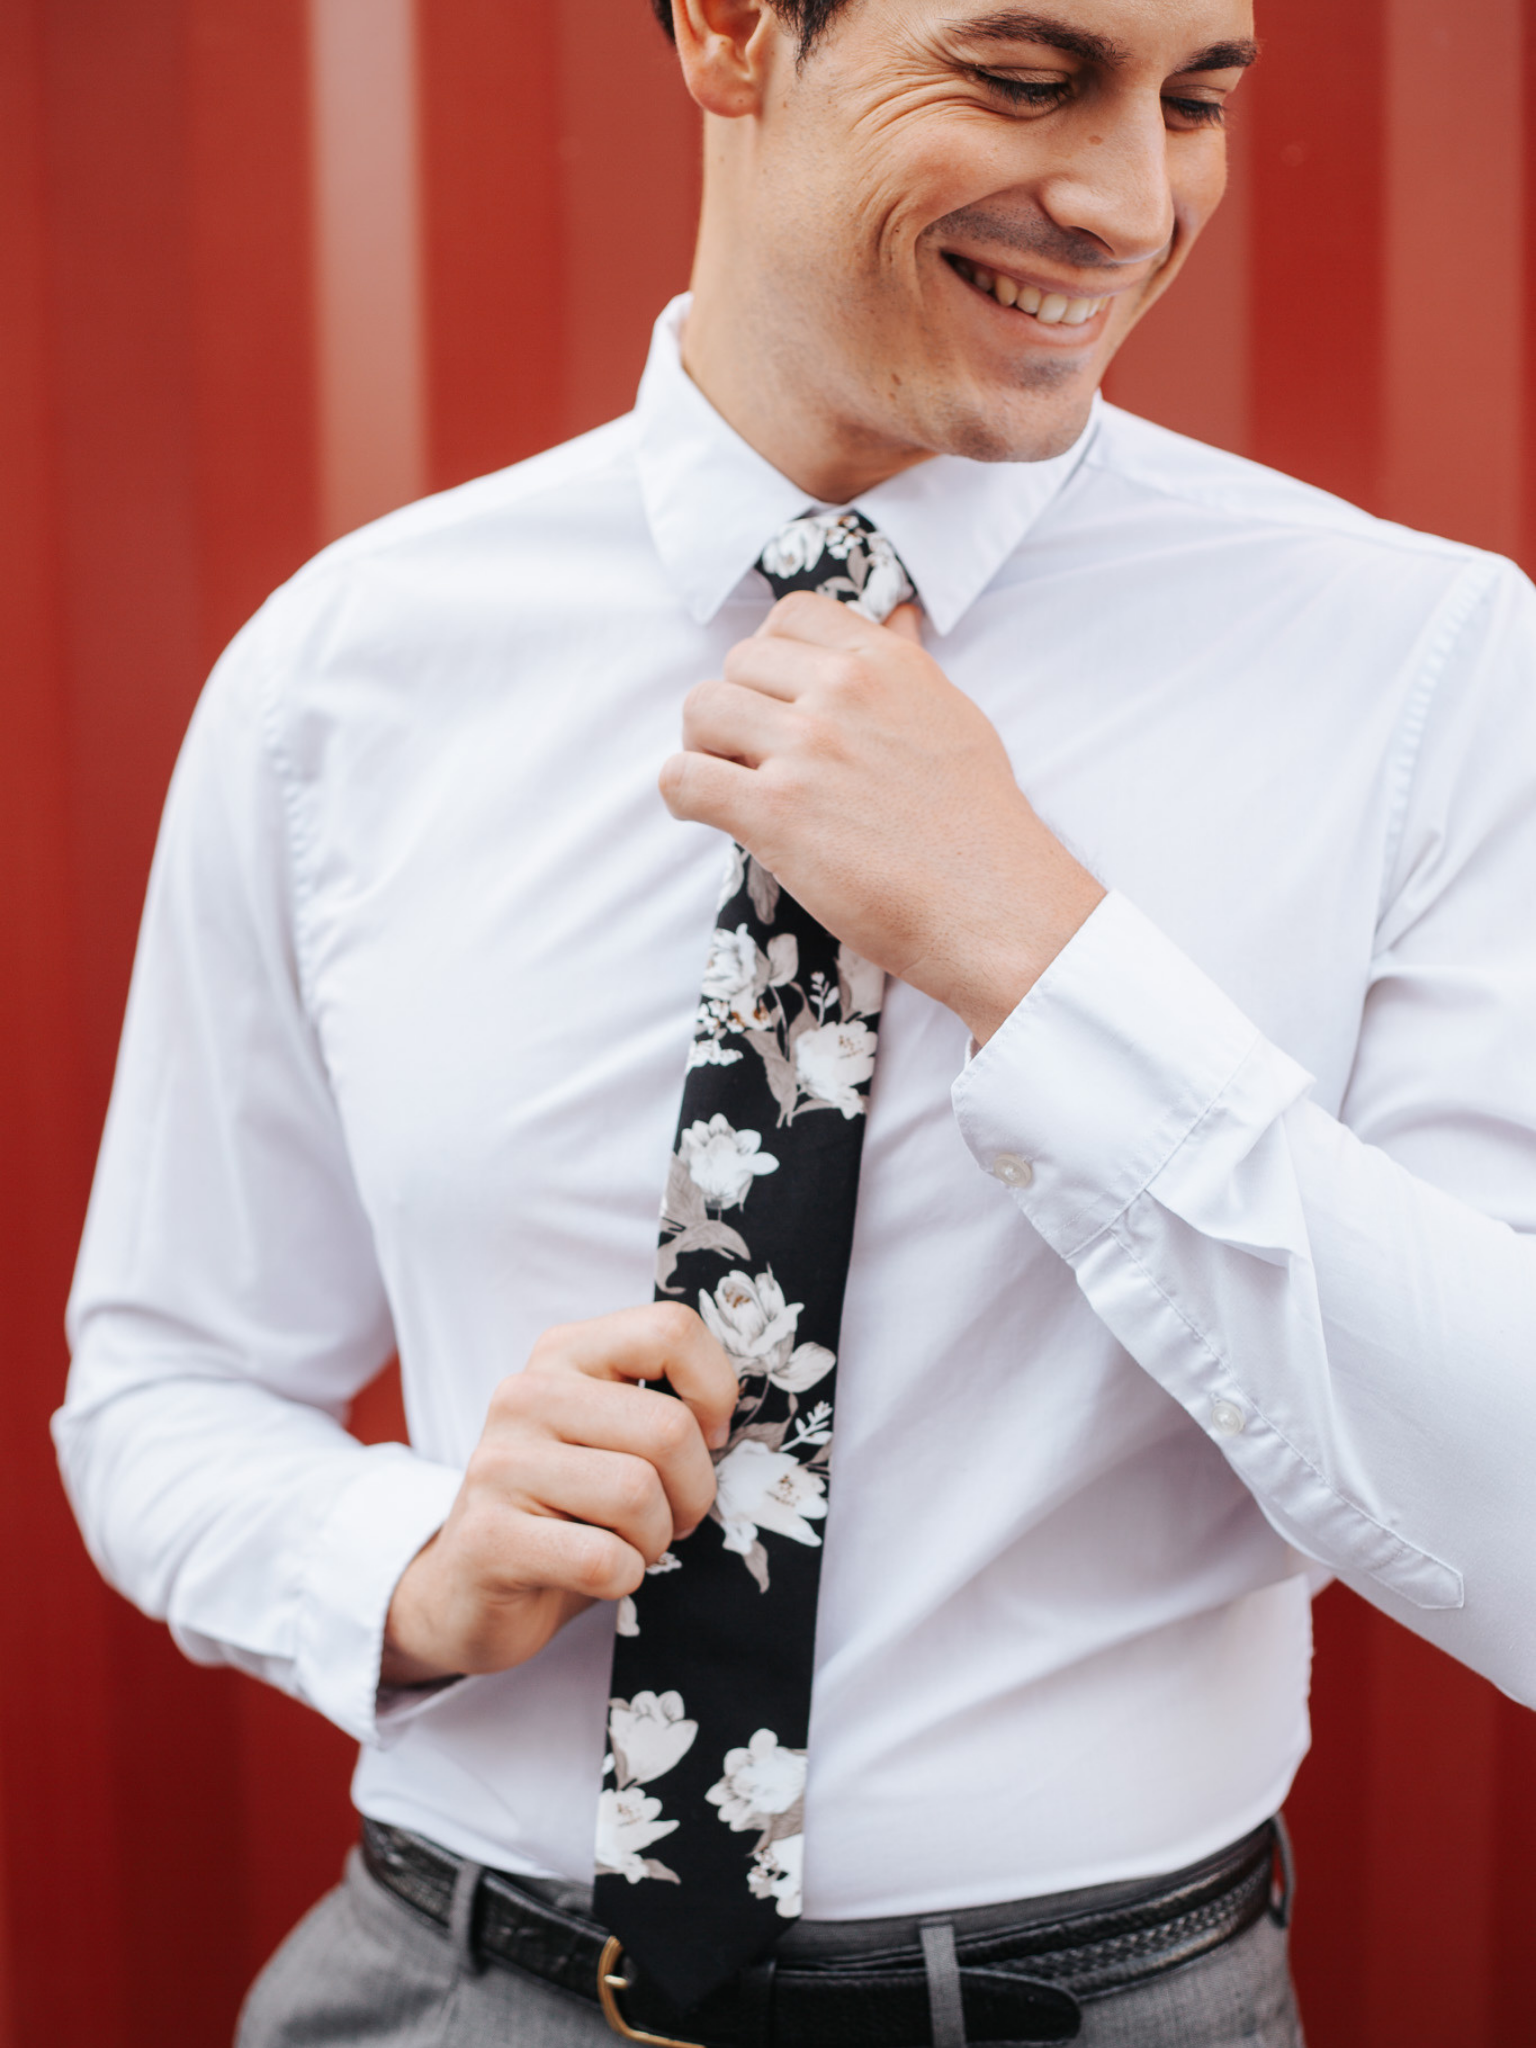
[991,1153,1034,1189]
[1210,1398,1246,1438]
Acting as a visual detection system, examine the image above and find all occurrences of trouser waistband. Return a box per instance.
[361,1815,1291,2047]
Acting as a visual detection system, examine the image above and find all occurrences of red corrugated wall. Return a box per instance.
[1,3,1530,2040]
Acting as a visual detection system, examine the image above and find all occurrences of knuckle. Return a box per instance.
[464,1438,521,1497]
[776,590,820,626]
[612,1456,662,1520]
[649,1301,701,1346]
[524,1324,575,1375]
[487,1371,529,1418]
[648,1401,695,1459]
[571,1529,631,1599]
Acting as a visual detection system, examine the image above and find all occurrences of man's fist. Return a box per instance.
[382,1305,737,1685]
[660,594,1104,1045]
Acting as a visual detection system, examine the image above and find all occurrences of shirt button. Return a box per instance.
[991,1153,1034,1189]
[1211,1398,1246,1438]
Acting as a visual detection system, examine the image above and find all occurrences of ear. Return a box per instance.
[669,0,789,118]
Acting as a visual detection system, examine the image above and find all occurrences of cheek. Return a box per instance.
[843,106,1017,272]
[1170,141,1230,245]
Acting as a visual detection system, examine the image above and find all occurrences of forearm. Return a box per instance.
[54,1363,462,1739]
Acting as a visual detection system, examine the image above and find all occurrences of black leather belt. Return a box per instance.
[361,1815,1286,2047]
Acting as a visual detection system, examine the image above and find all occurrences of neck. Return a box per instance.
[683,155,933,504]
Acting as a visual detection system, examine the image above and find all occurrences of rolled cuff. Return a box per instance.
[292,1443,464,1746]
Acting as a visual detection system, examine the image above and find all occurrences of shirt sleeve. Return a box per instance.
[952,558,1536,1701]
[54,608,464,1745]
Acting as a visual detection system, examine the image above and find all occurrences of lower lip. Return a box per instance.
[946,260,1114,344]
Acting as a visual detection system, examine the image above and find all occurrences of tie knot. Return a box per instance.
[756,509,916,624]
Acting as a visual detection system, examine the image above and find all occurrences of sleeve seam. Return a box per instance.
[253,641,326,1022]
[1375,558,1503,929]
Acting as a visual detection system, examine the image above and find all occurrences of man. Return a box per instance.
[57,0,1536,2042]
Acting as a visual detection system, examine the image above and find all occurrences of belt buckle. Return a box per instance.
[597,1938,707,2048]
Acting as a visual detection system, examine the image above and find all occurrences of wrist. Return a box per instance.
[949,886,1106,1047]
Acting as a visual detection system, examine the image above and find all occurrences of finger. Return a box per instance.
[500,1507,648,1606]
[721,633,847,703]
[523,1442,676,1564]
[524,1304,739,1450]
[658,748,760,842]
[883,602,924,644]
[757,588,886,649]
[487,1374,722,1533]
[682,677,795,765]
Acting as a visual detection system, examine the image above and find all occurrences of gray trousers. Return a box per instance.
[237,1847,1306,2048]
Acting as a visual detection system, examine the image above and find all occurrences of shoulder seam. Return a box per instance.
[1086,412,1478,564]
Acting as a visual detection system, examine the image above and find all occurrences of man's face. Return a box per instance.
[738,0,1256,465]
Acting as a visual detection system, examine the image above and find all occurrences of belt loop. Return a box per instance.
[448,1857,486,1973]
[1269,1814,1295,1929]
[919,1918,968,2048]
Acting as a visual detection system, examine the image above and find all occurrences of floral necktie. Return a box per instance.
[593,513,917,2012]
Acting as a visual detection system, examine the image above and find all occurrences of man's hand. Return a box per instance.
[660,595,1105,1044]
[382,1305,737,1686]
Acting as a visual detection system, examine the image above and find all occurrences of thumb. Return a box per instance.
[883,602,924,644]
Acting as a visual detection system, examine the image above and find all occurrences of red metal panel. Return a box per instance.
[0,9,126,2043]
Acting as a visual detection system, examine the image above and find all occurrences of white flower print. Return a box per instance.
[770,1343,836,1395]
[717,841,746,910]
[594,1786,681,1885]
[608,1690,698,1787]
[714,1439,827,1555]
[748,1833,804,1917]
[706,1729,807,1830]
[699,1270,834,1394]
[686,1034,743,1071]
[701,924,767,1029]
[759,515,833,581]
[836,942,885,1020]
[678,1116,779,1210]
[793,1019,878,1118]
[848,533,909,622]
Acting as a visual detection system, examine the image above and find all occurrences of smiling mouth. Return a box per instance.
[945,253,1109,328]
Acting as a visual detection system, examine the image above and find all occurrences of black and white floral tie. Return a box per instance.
[593,513,917,2011]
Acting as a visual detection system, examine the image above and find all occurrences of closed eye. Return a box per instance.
[970,68,1074,112]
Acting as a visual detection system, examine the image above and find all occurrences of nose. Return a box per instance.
[1034,93,1179,264]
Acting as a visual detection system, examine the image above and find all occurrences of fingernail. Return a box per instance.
[708,1423,730,1450]
[677,1522,699,1542]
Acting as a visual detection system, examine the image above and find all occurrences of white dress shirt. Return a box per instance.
[59,297,1536,1920]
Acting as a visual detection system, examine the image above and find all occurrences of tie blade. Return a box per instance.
[596,1871,787,2012]
[597,506,911,2000]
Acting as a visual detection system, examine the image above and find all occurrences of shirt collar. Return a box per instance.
[634,294,1099,637]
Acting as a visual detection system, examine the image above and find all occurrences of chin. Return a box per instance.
[923,381,1097,466]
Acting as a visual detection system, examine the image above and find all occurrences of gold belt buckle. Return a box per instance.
[597,1937,707,2048]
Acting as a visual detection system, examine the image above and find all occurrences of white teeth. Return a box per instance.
[954,257,1106,327]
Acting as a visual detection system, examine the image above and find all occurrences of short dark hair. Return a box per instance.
[648,0,855,57]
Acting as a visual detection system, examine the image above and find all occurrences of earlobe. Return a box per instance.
[670,0,783,119]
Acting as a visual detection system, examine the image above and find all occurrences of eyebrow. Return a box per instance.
[952,12,1260,73]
